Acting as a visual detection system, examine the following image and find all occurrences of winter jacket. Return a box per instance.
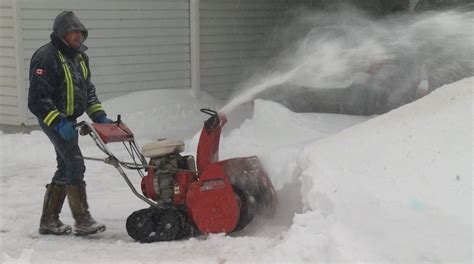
[28,11,106,127]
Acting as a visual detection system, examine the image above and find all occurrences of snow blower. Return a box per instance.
[76,109,277,242]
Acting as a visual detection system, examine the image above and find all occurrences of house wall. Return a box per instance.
[1,0,339,126]
[199,0,304,99]
[199,0,411,99]
[0,0,20,125]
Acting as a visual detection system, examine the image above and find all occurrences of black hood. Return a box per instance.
[51,11,88,58]
[53,10,88,41]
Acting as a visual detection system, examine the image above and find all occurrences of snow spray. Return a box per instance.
[220,6,473,114]
[220,68,299,113]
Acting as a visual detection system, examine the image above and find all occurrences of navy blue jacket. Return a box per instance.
[28,33,106,127]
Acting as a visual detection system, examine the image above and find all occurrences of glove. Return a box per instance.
[55,119,77,141]
[94,115,113,124]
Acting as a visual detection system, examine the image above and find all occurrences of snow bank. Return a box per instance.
[263,77,473,263]
[1,78,471,263]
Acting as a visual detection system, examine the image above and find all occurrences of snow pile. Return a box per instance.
[261,77,473,263]
[0,78,472,263]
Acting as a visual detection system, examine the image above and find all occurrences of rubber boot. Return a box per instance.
[66,183,106,235]
[39,182,72,235]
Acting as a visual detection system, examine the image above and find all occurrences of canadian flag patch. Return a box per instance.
[35,68,44,75]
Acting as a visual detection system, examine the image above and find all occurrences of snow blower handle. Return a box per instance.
[76,121,89,135]
[116,114,122,125]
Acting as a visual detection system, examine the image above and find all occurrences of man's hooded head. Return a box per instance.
[53,11,88,42]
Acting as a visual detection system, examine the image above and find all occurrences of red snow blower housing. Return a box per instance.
[77,109,277,242]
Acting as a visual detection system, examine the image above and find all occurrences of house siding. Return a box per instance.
[0,0,20,125]
[2,0,315,125]
[199,0,301,99]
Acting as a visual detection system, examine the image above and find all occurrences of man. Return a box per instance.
[28,11,113,236]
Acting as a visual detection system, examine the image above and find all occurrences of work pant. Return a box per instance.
[39,119,85,185]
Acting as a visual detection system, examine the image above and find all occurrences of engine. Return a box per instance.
[140,139,195,205]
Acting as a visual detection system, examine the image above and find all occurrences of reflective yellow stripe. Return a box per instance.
[58,51,74,116]
[79,54,88,79]
[86,103,103,116]
[44,110,60,126]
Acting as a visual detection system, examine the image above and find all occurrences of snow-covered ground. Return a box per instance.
[0,77,472,263]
